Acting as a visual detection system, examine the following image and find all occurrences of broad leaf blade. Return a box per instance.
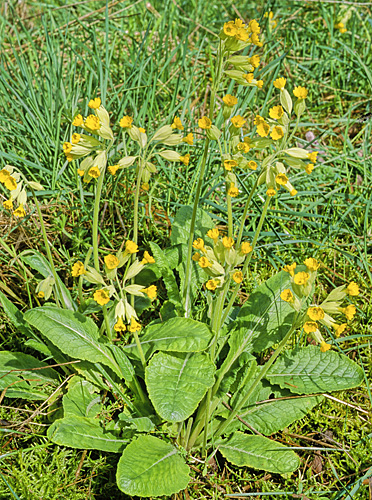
[0,290,34,338]
[146,352,215,422]
[267,346,364,394]
[219,432,300,473]
[149,242,182,306]
[116,435,190,497]
[170,205,213,245]
[63,376,102,418]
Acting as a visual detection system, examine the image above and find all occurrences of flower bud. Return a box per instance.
[280,88,293,115]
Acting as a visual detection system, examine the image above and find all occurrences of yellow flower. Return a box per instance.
[333,323,347,338]
[182,133,194,145]
[237,142,250,153]
[171,116,184,130]
[143,285,157,300]
[307,307,325,321]
[192,252,201,262]
[294,271,310,285]
[273,77,287,90]
[222,236,234,249]
[198,116,212,129]
[250,32,262,46]
[104,254,120,270]
[72,114,84,127]
[88,97,101,109]
[71,133,81,144]
[232,271,243,283]
[236,28,249,42]
[114,317,126,332]
[231,115,246,128]
[138,127,146,133]
[223,94,238,107]
[271,126,284,141]
[85,115,100,130]
[248,160,257,170]
[89,166,100,178]
[243,73,254,84]
[13,204,25,218]
[256,80,264,89]
[207,228,219,243]
[283,263,296,276]
[305,163,314,175]
[266,188,276,197]
[224,159,238,171]
[66,154,73,163]
[119,116,133,128]
[0,169,10,183]
[256,120,270,137]
[206,279,218,291]
[142,251,155,264]
[125,240,138,254]
[249,55,260,68]
[320,341,331,352]
[248,19,260,34]
[129,317,141,333]
[198,256,212,268]
[77,169,85,176]
[142,182,150,191]
[223,21,237,37]
[280,289,294,302]
[307,151,318,163]
[290,189,297,196]
[179,154,190,166]
[37,291,45,299]
[275,173,288,185]
[303,321,318,334]
[108,165,119,175]
[228,184,239,197]
[3,198,13,210]
[240,242,252,254]
[346,282,359,296]
[293,86,308,99]
[304,257,320,271]
[192,238,205,251]
[342,304,356,321]
[93,289,110,306]
[63,142,72,154]
[71,261,85,277]
[269,105,284,120]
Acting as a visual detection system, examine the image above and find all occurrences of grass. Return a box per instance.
[0,0,371,498]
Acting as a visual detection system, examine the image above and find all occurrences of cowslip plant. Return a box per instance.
[0,16,364,498]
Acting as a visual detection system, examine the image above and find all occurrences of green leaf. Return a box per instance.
[0,290,34,338]
[116,435,190,497]
[118,414,155,433]
[24,306,122,378]
[62,376,102,418]
[219,432,300,473]
[149,242,182,307]
[267,345,364,394]
[48,416,128,452]
[146,351,215,422]
[0,351,59,400]
[170,205,214,245]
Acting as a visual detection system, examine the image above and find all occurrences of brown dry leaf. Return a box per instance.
[311,451,323,474]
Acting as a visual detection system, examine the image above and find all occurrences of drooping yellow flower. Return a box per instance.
[142,251,155,264]
[231,115,246,128]
[303,321,318,333]
[171,116,184,130]
[129,317,141,333]
[3,198,13,210]
[142,183,150,191]
[307,307,325,321]
[275,173,288,185]
[93,289,110,306]
[37,291,45,299]
[192,238,205,251]
[108,165,119,175]
[125,240,138,254]
[192,252,201,262]
[224,159,238,171]
[199,257,212,268]
[240,242,252,254]
[228,184,239,197]
[333,323,347,338]
[283,263,296,276]
[243,73,254,84]
[114,317,126,332]
[271,126,284,141]
[248,160,257,170]
[182,133,194,145]
[88,97,101,109]
[72,114,84,127]
[293,86,308,100]
[256,120,270,137]
[266,188,276,197]
[77,169,85,176]
[256,80,264,89]
[13,204,25,217]
[223,21,238,37]
[119,116,133,128]
[305,163,314,175]
[280,289,294,302]
[237,142,250,153]
[63,142,72,154]
[269,105,284,120]
[89,166,100,178]
[71,133,81,144]
[71,261,85,277]
[249,55,260,68]
[294,271,310,285]
[207,228,219,243]
[273,77,287,90]
[342,304,356,321]
[206,279,218,291]
[346,282,359,296]
[85,115,100,130]
[248,19,260,34]
[138,127,146,133]
[104,254,120,270]
[0,169,10,183]
[179,154,190,166]
[236,28,249,42]
[290,189,298,196]
[4,176,17,191]
[320,341,331,352]
[232,271,243,283]
[222,236,234,249]
[250,32,262,47]
[307,151,318,163]
[143,285,157,300]
[223,94,238,107]
[304,257,320,271]
[198,116,212,129]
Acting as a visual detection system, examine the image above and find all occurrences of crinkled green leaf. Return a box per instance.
[149,242,182,307]
[170,205,214,245]
[62,376,102,418]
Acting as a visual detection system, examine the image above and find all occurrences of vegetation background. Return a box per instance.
[0,0,371,498]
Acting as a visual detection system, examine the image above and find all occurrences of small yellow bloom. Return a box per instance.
[207,228,219,242]
[3,198,13,210]
[273,77,287,90]
[307,151,318,163]
[138,127,146,133]
[72,114,84,127]
[250,33,262,46]
[71,261,85,277]
[104,254,120,270]
[143,285,157,300]
[342,304,356,321]
[222,236,234,249]
[248,19,260,34]
[223,94,238,107]
[88,97,101,109]
[266,188,276,197]
[179,154,190,166]
[333,323,347,338]
[37,291,45,299]
[119,116,133,128]
[283,263,296,276]
[320,341,331,352]
[304,257,320,271]
[63,142,72,154]
[71,133,81,144]
[232,271,243,284]
[224,159,238,171]
[243,73,254,84]
[269,105,284,120]
[114,317,126,332]
[192,252,201,262]
[198,116,212,129]
[293,86,308,100]
[237,142,250,153]
[182,133,194,145]
[0,169,10,183]
[236,28,249,42]
[294,271,310,285]
[66,154,73,163]
[303,321,318,334]
[171,116,184,130]
[108,165,119,176]
[249,55,260,68]
[280,289,294,302]
[240,242,252,254]
[85,115,100,130]
[93,289,110,306]
[142,182,150,191]
[89,166,100,178]
[206,279,218,291]
[256,120,270,137]
[307,306,325,321]
[271,126,284,141]
[77,169,85,177]
[305,163,314,175]
[198,256,212,268]
[256,80,264,89]
[192,238,205,251]
[276,173,288,186]
[223,21,237,37]
[228,184,239,197]
[290,189,297,196]
[248,160,257,170]
[142,251,155,264]
[13,204,25,218]
[125,240,138,254]
[129,317,141,333]
[346,282,359,296]
[231,115,246,128]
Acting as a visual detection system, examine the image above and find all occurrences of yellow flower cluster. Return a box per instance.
[222,18,262,47]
